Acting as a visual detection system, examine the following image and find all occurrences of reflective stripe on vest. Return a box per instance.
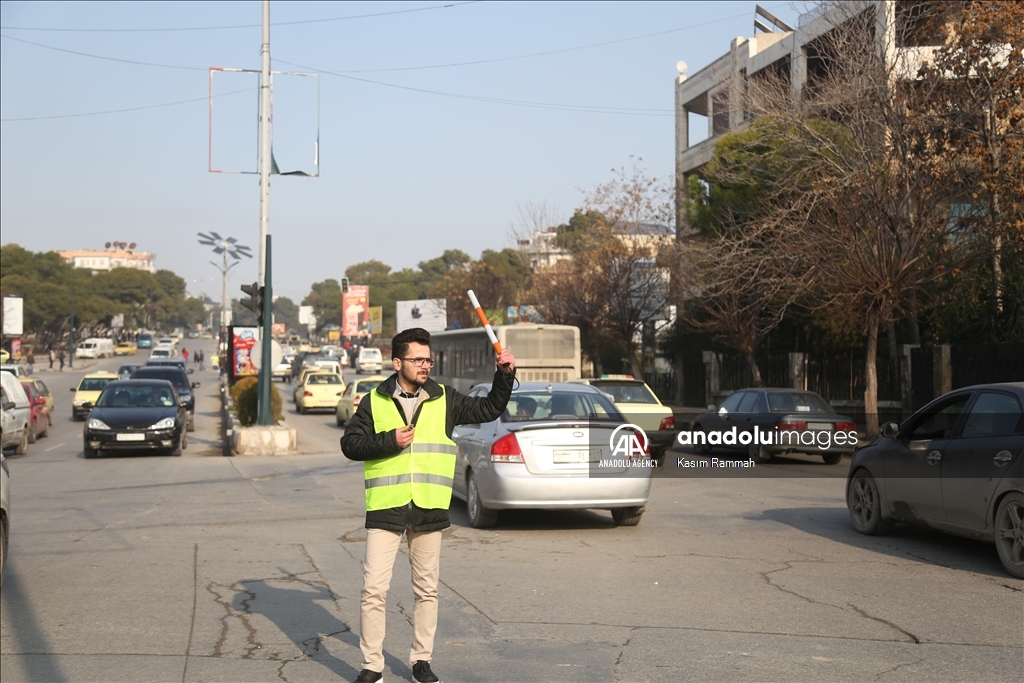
[366,387,457,511]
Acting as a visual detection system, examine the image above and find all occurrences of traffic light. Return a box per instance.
[341,277,349,294]
[240,282,265,326]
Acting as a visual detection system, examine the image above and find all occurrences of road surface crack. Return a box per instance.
[875,656,925,679]
[848,604,920,644]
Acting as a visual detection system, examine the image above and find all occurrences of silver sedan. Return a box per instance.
[451,382,653,528]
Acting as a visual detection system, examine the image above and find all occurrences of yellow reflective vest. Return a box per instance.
[365,388,458,511]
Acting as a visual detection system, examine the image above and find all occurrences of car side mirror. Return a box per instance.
[82,402,93,410]
[2,400,14,411]
[708,404,716,411]
[881,422,900,439]
[191,382,200,389]
[70,387,76,392]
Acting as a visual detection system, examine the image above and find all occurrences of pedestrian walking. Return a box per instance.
[49,348,55,369]
[26,349,35,375]
[197,349,205,371]
[58,347,65,371]
[340,327,516,683]
[182,347,189,364]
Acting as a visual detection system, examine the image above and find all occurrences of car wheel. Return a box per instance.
[747,441,771,463]
[83,444,98,459]
[182,431,188,450]
[822,452,843,465]
[847,470,893,535]
[611,507,644,526]
[335,412,344,426]
[187,416,195,433]
[693,425,711,454]
[994,492,1024,579]
[299,403,307,415]
[39,420,49,439]
[15,429,28,455]
[653,449,666,467]
[466,471,497,528]
[28,419,37,444]
[170,433,184,457]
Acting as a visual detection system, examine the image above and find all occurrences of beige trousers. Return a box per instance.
[360,528,442,671]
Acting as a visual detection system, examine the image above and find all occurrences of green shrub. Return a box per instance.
[235,378,283,426]
[230,376,257,406]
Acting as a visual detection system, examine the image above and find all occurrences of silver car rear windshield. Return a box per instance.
[502,391,620,423]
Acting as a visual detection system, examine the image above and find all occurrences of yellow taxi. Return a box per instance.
[71,371,119,421]
[335,375,386,426]
[295,372,345,414]
[114,341,138,356]
[569,375,676,464]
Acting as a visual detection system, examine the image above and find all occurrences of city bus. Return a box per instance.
[429,324,581,393]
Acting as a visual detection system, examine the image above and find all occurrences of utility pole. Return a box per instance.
[69,283,75,370]
[256,0,274,425]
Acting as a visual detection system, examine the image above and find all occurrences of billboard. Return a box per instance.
[396,299,446,332]
[298,305,314,326]
[343,285,369,337]
[368,306,383,335]
[2,296,23,336]
[230,326,259,379]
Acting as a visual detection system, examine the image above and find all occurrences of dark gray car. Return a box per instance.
[130,366,199,432]
[846,382,1024,578]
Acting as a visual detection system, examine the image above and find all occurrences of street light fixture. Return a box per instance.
[197,232,252,343]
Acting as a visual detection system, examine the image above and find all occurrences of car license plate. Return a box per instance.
[116,433,146,442]
[553,449,601,464]
[806,422,833,431]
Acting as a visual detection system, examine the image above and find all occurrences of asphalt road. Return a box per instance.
[2,349,1021,682]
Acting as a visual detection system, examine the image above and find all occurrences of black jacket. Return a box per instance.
[340,367,515,531]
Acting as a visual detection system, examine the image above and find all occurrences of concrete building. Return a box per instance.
[59,246,155,273]
[519,223,675,271]
[674,1,942,229]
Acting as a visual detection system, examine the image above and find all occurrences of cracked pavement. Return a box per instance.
[2,404,1021,682]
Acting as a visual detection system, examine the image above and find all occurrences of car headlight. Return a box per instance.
[150,417,176,430]
[74,399,85,406]
[87,418,110,430]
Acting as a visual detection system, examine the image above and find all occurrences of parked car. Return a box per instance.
[295,372,345,414]
[691,388,857,464]
[20,377,53,422]
[450,382,652,528]
[570,376,675,464]
[0,453,9,589]
[117,364,142,381]
[114,341,138,356]
[0,380,31,455]
[130,366,199,431]
[82,379,187,458]
[356,347,383,374]
[335,376,387,426]
[847,382,1024,578]
[19,381,49,443]
[71,372,119,421]
[0,364,29,379]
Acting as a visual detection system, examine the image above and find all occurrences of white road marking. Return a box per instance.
[45,442,67,452]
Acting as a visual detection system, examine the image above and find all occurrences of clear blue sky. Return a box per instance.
[1,1,801,303]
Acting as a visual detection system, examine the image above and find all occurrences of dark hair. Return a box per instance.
[392,328,431,359]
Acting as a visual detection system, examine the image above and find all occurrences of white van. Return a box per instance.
[0,372,30,455]
[356,347,383,374]
[75,338,115,359]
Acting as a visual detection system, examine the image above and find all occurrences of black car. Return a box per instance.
[691,388,858,464]
[145,357,189,371]
[117,364,142,381]
[846,382,1024,578]
[130,366,199,431]
[82,379,187,458]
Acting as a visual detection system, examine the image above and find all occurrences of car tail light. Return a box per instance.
[304,390,313,396]
[835,421,856,431]
[490,433,524,463]
[353,395,362,406]
[776,420,806,431]
[659,416,675,431]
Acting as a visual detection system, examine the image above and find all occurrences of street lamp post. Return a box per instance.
[197,232,252,362]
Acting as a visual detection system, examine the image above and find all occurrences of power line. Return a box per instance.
[1,88,251,122]
[0,34,207,70]
[0,1,480,33]
[276,59,674,116]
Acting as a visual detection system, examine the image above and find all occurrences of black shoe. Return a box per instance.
[353,669,383,683]
[411,660,441,683]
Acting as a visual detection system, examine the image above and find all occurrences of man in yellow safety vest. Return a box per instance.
[341,327,516,683]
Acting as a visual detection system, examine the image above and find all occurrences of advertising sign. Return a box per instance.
[343,285,369,337]
[111,314,124,329]
[368,306,383,335]
[272,322,286,337]
[230,326,259,379]
[298,305,314,326]
[2,296,24,336]
[396,299,446,333]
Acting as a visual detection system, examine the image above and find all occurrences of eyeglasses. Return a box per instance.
[400,357,435,368]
